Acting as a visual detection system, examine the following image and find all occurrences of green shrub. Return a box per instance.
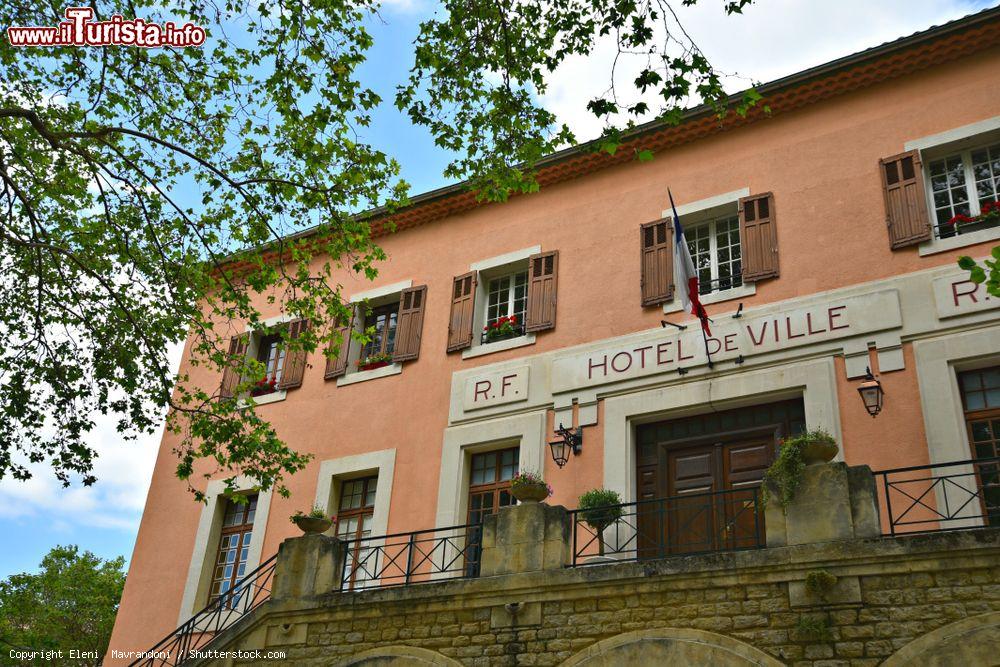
[762,429,836,509]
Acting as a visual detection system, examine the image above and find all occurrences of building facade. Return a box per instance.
[108,9,1000,664]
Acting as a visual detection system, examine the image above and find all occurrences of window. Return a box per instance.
[467,448,519,527]
[336,476,378,589]
[210,494,257,601]
[360,303,398,361]
[255,334,285,385]
[685,214,743,295]
[483,271,527,342]
[958,367,1000,527]
[928,142,1000,239]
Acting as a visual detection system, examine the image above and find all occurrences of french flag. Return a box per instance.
[669,189,712,335]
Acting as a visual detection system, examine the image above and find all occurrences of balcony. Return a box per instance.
[129,456,1000,666]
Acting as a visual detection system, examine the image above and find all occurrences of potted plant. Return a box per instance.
[290,505,334,534]
[763,429,839,509]
[946,199,1000,236]
[250,377,278,396]
[483,315,521,343]
[577,489,624,557]
[356,351,393,372]
[509,471,551,503]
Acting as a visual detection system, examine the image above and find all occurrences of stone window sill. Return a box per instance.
[918,225,1000,256]
[237,389,287,408]
[662,282,756,314]
[462,334,536,360]
[337,363,402,386]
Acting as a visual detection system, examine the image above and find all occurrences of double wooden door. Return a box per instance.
[636,431,775,558]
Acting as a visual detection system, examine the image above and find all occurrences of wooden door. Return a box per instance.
[639,436,772,557]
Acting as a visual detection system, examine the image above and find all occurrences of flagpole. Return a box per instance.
[700,317,714,370]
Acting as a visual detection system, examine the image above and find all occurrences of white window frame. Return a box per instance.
[905,116,1000,257]
[684,213,743,297]
[462,247,539,359]
[661,189,755,315]
[484,270,528,329]
[925,143,1000,227]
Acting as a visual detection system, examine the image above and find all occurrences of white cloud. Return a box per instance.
[540,0,990,142]
[0,341,184,533]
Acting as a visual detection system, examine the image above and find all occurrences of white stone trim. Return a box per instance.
[314,449,396,541]
[602,357,841,505]
[258,314,295,329]
[336,362,402,386]
[177,477,272,624]
[248,390,286,406]
[912,326,1000,529]
[913,326,1000,467]
[462,334,536,359]
[349,280,412,304]
[661,187,749,219]
[918,226,1000,256]
[904,115,1000,152]
[469,246,541,272]
[663,282,756,314]
[434,412,547,529]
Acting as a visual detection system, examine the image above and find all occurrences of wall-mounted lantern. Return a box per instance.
[548,423,583,468]
[857,366,885,417]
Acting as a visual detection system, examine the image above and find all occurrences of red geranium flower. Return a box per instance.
[982,201,999,214]
[946,213,975,225]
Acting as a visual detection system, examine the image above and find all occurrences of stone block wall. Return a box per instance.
[192,465,1000,666]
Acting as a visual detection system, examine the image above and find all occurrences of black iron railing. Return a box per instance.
[874,456,1000,535]
[339,523,483,591]
[933,216,1000,240]
[129,554,276,667]
[567,487,763,566]
[697,271,743,296]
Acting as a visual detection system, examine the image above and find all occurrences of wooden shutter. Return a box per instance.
[278,318,309,390]
[525,250,558,333]
[447,272,477,352]
[880,150,932,249]
[324,311,354,380]
[738,193,779,281]
[640,219,674,306]
[392,285,427,363]
[219,333,249,400]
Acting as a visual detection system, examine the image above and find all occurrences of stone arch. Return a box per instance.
[560,628,782,666]
[883,611,1000,667]
[335,645,462,666]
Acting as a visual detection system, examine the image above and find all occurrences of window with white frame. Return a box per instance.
[685,213,743,295]
[483,270,527,340]
[927,141,1000,238]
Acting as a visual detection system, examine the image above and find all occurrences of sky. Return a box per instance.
[0,0,994,580]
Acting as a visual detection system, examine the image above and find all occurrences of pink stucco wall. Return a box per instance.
[106,45,1000,661]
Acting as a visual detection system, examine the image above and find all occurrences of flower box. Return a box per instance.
[356,353,393,372]
[358,360,391,372]
[482,315,524,344]
[250,378,278,396]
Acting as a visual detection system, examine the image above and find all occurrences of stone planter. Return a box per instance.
[510,482,549,503]
[801,439,839,465]
[292,516,332,534]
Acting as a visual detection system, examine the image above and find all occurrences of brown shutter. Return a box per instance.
[447,272,477,352]
[738,193,779,281]
[525,250,558,333]
[219,333,249,400]
[640,219,674,306]
[392,285,427,363]
[278,318,309,390]
[880,150,932,249]
[324,311,354,380]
